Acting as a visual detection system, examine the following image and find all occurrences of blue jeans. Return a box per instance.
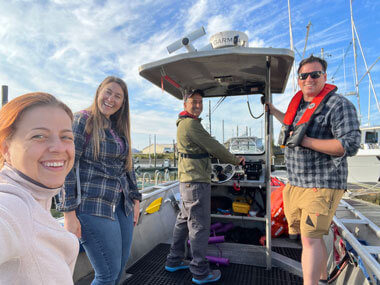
[78,198,134,285]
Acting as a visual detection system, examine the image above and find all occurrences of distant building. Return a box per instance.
[141,144,174,154]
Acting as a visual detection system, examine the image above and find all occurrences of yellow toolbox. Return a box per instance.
[232,199,250,214]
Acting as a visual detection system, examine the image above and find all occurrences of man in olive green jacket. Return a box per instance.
[166,89,244,284]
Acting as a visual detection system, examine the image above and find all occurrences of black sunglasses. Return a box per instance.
[298,71,325,80]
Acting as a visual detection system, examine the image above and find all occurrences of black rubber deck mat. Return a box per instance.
[123,243,303,285]
[273,246,302,262]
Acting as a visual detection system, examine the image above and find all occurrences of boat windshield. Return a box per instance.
[365,131,378,144]
[229,137,264,154]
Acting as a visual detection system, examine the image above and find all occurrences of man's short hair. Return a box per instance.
[297,55,328,74]
[183,89,204,102]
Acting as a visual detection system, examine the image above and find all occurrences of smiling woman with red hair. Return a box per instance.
[0,92,79,284]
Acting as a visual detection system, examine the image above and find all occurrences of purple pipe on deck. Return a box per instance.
[187,235,225,245]
[206,256,229,266]
[208,236,225,244]
[210,222,223,231]
[214,223,234,234]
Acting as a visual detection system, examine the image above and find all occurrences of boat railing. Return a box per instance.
[137,169,177,190]
[139,181,179,200]
[155,170,163,185]
[141,172,152,189]
[333,199,380,283]
[164,169,170,181]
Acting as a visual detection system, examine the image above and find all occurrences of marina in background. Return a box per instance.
[1,1,380,284]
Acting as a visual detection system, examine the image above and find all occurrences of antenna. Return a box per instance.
[166,27,206,54]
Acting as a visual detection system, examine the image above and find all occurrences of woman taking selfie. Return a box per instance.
[0,92,79,284]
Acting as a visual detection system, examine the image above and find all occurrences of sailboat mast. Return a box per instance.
[287,0,297,94]
[302,22,311,60]
[343,49,347,95]
[352,25,380,119]
[350,0,361,123]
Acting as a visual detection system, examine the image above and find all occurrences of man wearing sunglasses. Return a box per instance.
[268,55,361,285]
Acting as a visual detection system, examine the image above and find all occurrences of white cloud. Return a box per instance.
[249,38,265,47]
[0,0,379,149]
[184,0,208,33]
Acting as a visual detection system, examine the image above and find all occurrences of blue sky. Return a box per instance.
[1,0,379,150]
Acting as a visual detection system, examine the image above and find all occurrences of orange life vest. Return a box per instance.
[278,83,337,148]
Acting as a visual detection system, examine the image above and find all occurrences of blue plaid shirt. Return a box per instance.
[57,111,141,220]
[285,90,361,190]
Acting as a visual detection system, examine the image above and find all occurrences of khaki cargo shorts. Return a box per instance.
[283,184,344,239]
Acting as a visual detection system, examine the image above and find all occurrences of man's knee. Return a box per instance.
[301,236,323,247]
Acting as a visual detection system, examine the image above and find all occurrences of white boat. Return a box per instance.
[344,1,380,186]
[348,126,380,184]
[71,27,380,285]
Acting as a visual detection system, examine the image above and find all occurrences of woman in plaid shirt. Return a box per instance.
[58,76,142,284]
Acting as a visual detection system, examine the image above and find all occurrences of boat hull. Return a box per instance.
[347,151,380,183]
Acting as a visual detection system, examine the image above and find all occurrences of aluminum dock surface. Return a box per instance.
[343,197,380,227]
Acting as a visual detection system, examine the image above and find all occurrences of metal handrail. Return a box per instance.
[333,200,380,282]
[139,181,176,194]
[141,172,152,190]
[141,181,179,200]
[340,199,380,238]
[164,169,170,181]
[155,171,162,185]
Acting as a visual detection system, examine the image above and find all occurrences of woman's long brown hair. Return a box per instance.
[85,76,133,171]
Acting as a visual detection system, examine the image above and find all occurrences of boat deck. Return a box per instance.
[75,187,380,285]
[122,243,303,285]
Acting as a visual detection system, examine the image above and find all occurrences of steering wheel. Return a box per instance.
[211,163,244,183]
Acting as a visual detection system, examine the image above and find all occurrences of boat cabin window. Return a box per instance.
[229,137,264,154]
[365,131,378,144]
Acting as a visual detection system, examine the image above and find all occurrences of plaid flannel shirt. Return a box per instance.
[284,91,361,190]
[56,111,141,220]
